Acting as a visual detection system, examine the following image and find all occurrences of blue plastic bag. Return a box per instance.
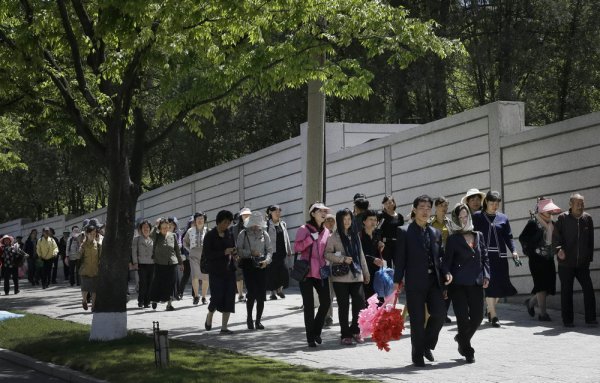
[373,267,394,298]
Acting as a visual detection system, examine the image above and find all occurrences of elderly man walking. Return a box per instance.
[552,193,597,327]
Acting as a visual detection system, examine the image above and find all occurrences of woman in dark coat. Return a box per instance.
[378,195,404,268]
[472,191,520,328]
[443,204,490,363]
[519,197,561,321]
[149,218,183,311]
[203,210,238,334]
[265,205,292,300]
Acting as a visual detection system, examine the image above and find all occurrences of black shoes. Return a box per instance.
[423,349,435,362]
[202,297,207,305]
[466,355,475,363]
[269,293,278,300]
[307,341,317,348]
[247,319,254,330]
[491,317,500,327]
[220,329,234,335]
[524,299,535,317]
[151,302,157,310]
[538,313,551,321]
[314,335,322,345]
[412,357,425,367]
[138,302,143,308]
[255,321,265,330]
[205,321,212,331]
[277,291,285,299]
[193,296,200,305]
[166,304,175,311]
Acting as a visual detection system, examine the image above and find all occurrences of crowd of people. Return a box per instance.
[0,189,596,367]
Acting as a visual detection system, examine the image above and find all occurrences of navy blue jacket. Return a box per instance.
[442,232,490,286]
[393,222,444,291]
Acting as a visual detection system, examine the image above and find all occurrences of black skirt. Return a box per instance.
[208,272,236,313]
[150,264,177,302]
[528,255,556,295]
[266,253,289,291]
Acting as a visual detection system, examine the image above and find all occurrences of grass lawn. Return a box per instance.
[0,313,376,383]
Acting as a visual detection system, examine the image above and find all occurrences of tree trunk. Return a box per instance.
[89,119,140,340]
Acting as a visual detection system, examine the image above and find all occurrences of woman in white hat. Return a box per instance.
[519,197,562,321]
[294,202,332,347]
[237,211,272,330]
[461,189,486,215]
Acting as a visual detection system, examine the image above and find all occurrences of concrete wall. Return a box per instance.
[501,112,600,310]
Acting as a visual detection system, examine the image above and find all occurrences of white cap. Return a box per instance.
[309,202,330,213]
[239,207,252,216]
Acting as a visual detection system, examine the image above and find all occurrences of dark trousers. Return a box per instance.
[333,282,365,338]
[138,264,154,306]
[558,265,597,324]
[243,267,267,321]
[62,258,70,281]
[51,256,59,283]
[2,266,19,294]
[41,259,53,288]
[69,259,80,286]
[299,277,331,343]
[406,274,446,359]
[450,284,484,357]
[178,259,191,296]
[27,258,37,284]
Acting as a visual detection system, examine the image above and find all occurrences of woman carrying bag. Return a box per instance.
[293,202,332,348]
[325,208,370,345]
[237,211,273,330]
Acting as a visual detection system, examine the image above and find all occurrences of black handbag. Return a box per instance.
[252,255,267,268]
[290,257,310,282]
[331,263,350,277]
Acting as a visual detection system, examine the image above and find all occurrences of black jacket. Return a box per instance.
[552,210,594,268]
[203,227,236,276]
[442,232,490,286]
[393,222,444,291]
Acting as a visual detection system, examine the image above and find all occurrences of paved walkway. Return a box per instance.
[1,281,599,382]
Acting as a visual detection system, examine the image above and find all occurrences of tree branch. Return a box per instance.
[71,0,105,76]
[56,0,99,109]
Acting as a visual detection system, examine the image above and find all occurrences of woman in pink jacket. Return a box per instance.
[294,202,331,348]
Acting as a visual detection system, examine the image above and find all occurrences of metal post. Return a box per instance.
[153,321,170,367]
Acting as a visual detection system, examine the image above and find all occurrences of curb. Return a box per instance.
[0,348,107,383]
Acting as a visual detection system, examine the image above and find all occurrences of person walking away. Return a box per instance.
[237,211,272,330]
[393,195,446,367]
[519,197,561,321]
[552,193,597,327]
[442,204,490,363]
[36,227,58,289]
[132,220,154,308]
[294,202,332,348]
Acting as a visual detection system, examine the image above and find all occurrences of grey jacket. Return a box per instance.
[150,229,182,266]
[66,236,81,260]
[325,231,370,283]
[266,219,292,256]
[131,235,154,265]
[237,228,273,265]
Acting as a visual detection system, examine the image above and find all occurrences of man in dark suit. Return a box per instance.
[394,195,447,367]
